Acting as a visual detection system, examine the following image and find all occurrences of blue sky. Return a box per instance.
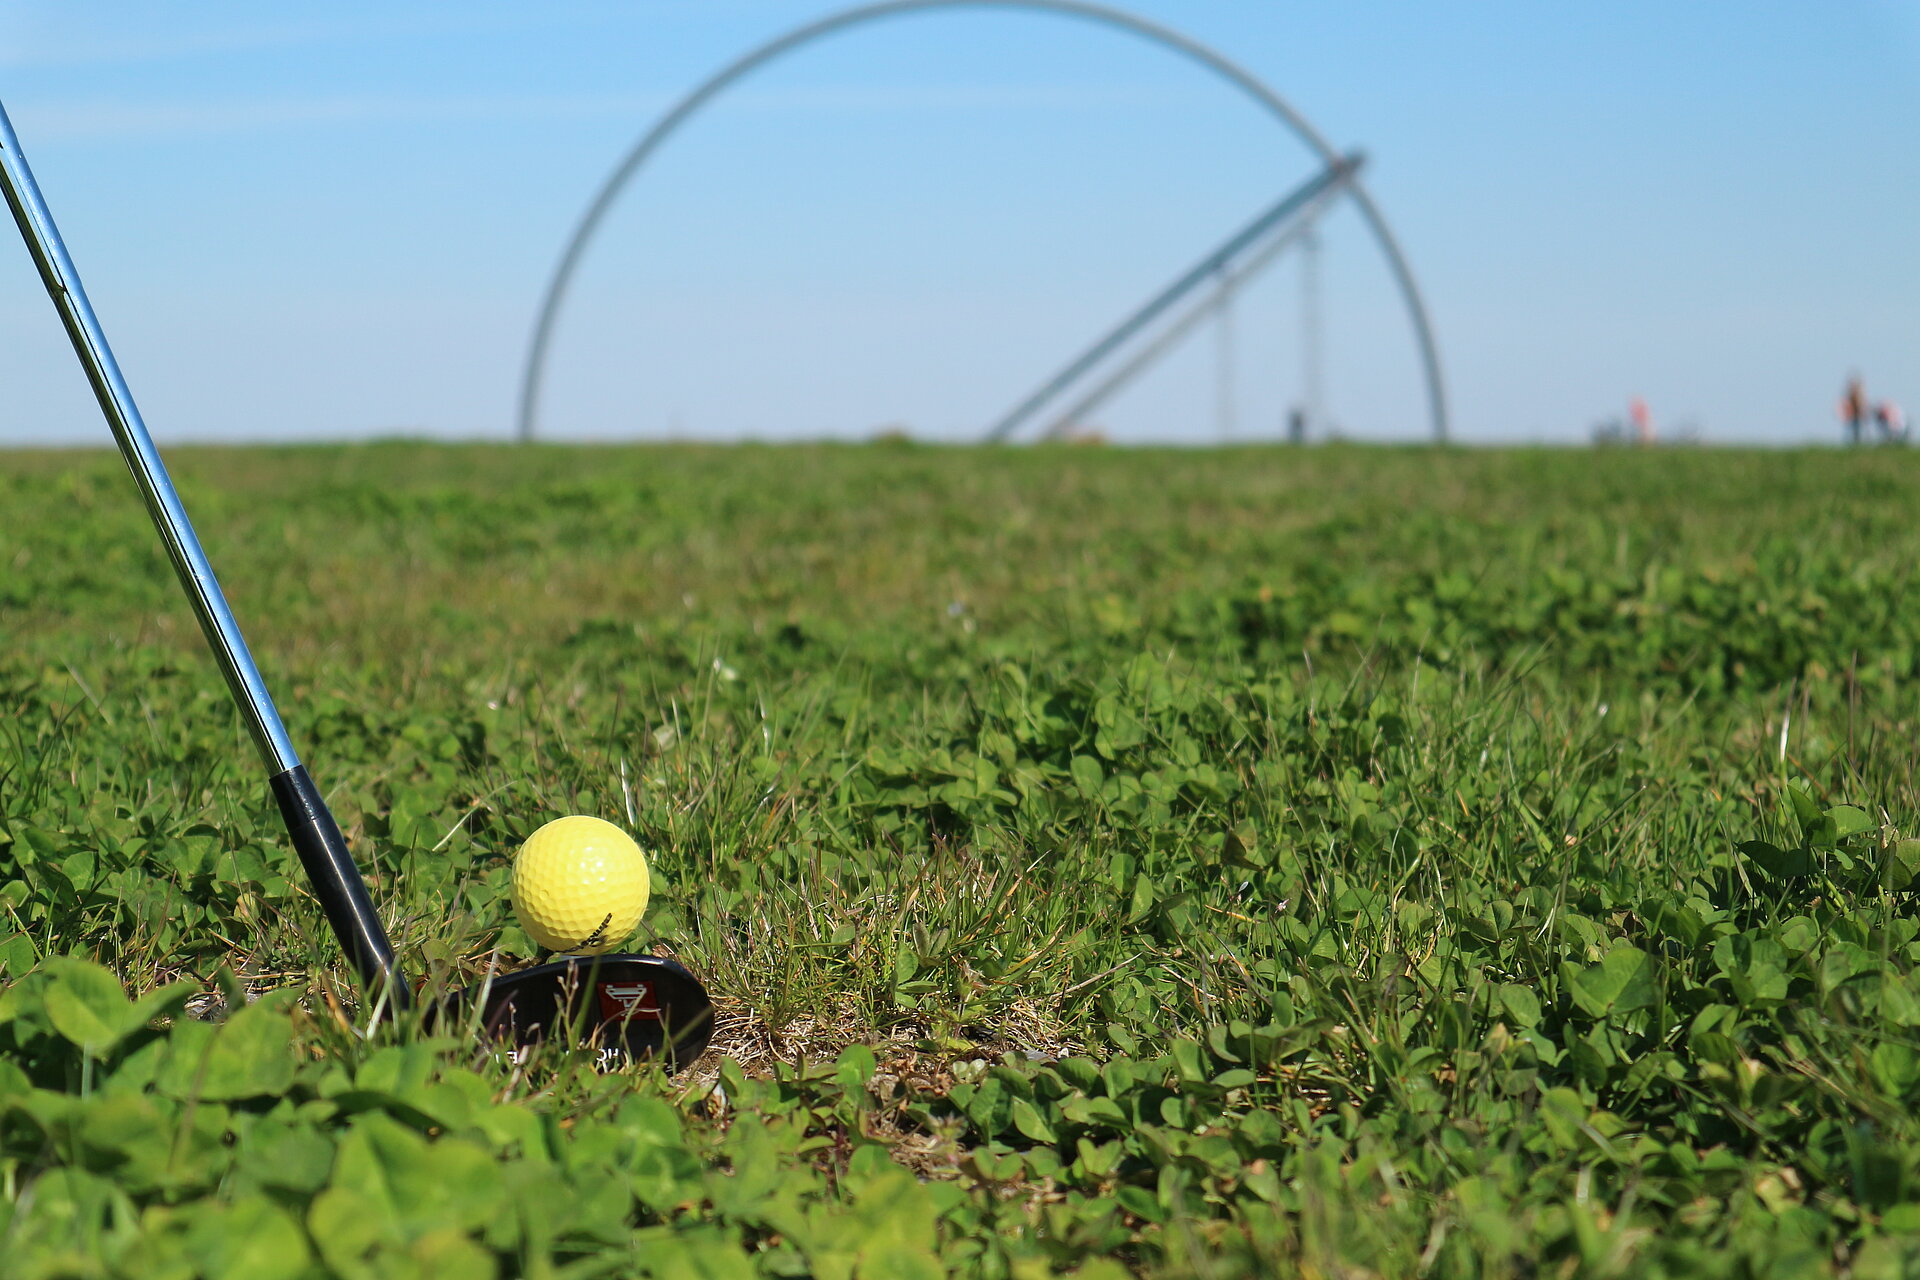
[2,1,1915,445]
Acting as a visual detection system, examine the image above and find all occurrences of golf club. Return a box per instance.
[0,98,712,1070]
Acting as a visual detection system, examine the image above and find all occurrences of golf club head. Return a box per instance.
[429,954,713,1072]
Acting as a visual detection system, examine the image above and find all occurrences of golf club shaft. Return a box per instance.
[0,98,408,1008]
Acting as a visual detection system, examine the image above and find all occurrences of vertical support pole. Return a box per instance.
[1301,222,1323,439]
[1214,266,1236,441]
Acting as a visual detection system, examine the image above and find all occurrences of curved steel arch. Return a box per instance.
[517,0,1448,443]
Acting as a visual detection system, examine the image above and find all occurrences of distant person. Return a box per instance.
[1878,399,1909,444]
[1629,395,1654,444]
[1287,406,1307,445]
[1841,374,1868,445]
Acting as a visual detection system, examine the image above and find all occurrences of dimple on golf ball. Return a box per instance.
[511,816,650,954]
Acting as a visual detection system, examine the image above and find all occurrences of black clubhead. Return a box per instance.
[429,955,714,1072]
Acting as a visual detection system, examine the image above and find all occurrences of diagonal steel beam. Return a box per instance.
[1037,160,1356,441]
[986,153,1361,443]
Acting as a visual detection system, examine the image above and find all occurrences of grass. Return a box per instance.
[7,441,1920,1277]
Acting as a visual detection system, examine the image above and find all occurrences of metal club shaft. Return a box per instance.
[0,98,407,1007]
[0,102,297,775]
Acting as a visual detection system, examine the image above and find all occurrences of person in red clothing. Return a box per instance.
[1629,395,1654,444]
[1841,375,1868,444]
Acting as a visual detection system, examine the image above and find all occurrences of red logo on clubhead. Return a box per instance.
[598,980,662,1023]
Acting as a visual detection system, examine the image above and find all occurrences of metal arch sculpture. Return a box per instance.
[516,0,1448,444]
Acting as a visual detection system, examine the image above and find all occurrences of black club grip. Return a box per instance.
[269,764,411,1011]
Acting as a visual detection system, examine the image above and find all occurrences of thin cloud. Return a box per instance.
[23,82,1204,142]
[730,82,1208,111]
[2,18,397,70]
[20,93,673,142]
[0,4,661,71]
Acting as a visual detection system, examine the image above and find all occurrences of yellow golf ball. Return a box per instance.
[510,816,650,954]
